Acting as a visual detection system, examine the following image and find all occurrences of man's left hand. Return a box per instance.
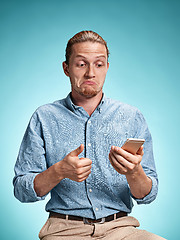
[109,146,144,176]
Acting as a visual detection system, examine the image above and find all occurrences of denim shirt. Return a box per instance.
[13,93,158,219]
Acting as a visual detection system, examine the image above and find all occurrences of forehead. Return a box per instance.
[71,42,107,59]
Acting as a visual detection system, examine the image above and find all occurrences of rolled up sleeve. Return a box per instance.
[13,111,47,203]
[13,173,45,202]
[131,176,158,204]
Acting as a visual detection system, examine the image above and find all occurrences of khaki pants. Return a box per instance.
[39,216,166,240]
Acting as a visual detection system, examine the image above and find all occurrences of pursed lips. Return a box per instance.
[82,80,96,85]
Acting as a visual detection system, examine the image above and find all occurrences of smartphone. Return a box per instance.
[121,138,145,154]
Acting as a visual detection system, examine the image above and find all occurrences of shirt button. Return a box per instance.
[88,143,91,147]
[95,208,99,211]
[89,189,92,193]
[88,120,91,124]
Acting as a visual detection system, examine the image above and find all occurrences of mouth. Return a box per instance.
[82,80,96,85]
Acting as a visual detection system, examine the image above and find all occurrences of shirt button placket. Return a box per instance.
[87,120,92,148]
[85,118,94,207]
[86,119,92,153]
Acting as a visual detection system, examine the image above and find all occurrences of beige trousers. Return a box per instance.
[39,216,166,240]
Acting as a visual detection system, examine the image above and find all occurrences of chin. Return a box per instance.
[80,87,101,98]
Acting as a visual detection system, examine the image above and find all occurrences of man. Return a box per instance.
[13,30,166,239]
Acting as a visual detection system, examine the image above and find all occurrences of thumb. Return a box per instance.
[137,146,144,155]
[69,144,84,157]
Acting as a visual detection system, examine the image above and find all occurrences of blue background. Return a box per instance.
[1,0,179,239]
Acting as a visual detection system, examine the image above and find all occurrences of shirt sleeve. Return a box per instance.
[130,110,158,204]
[13,111,47,203]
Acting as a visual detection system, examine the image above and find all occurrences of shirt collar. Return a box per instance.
[65,92,106,113]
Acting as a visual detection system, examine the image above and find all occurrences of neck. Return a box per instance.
[71,91,103,116]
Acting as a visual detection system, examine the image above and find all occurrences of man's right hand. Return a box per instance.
[55,144,92,182]
[34,144,92,197]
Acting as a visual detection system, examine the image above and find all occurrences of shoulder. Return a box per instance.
[104,97,147,125]
[104,96,140,115]
[31,97,67,121]
[104,97,149,134]
[38,99,65,112]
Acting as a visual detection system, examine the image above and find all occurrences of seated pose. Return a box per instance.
[13,30,166,240]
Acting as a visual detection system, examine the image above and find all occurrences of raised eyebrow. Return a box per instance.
[75,55,86,59]
[95,55,106,59]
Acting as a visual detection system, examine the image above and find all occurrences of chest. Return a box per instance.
[42,111,136,167]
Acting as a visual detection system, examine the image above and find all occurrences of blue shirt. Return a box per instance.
[13,93,158,219]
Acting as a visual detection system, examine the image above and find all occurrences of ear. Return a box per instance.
[62,61,69,77]
[106,62,109,73]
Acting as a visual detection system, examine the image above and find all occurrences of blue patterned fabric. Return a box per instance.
[13,93,158,219]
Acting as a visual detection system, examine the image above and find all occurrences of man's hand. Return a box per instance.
[56,144,92,182]
[109,145,152,199]
[34,144,92,197]
[109,145,144,176]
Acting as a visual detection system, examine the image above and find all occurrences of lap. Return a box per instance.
[39,216,166,240]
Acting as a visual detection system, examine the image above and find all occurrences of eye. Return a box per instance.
[96,62,104,68]
[80,63,86,67]
[76,61,86,67]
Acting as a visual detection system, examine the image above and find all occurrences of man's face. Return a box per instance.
[63,41,109,98]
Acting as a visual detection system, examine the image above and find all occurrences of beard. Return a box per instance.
[75,85,102,98]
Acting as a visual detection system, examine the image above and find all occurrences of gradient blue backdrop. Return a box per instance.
[1,0,179,239]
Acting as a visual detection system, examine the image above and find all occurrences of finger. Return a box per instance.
[111,150,140,173]
[109,153,127,173]
[136,146,144,155]
[69,144,84,157]
[76,175,89,182]
[110,150,134,169]
[111,147,142,169]
[76,170,91,182]
[111,146,138,164]
[78,158,92,167]
[76,165,92,175]
[110,150,126,166]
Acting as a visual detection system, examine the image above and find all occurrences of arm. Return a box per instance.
[13,111,92,202]
[13,113,47,202]
[109,109,158,203]
[109,146,152,199]
[34,144,92,197]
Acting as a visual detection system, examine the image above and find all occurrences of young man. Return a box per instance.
[13,31,166,239]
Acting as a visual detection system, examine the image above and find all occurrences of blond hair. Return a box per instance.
[65,30,109,64]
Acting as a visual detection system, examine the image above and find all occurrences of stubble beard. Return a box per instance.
[75,85,102,98]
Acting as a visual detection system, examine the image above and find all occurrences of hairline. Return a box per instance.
[65,31,109,65]
[68,42,108,64]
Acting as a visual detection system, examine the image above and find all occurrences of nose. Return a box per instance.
[85,64,95,78]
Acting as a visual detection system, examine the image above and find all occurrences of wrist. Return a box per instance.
[126,163,142,179]
[53,161,64,181]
